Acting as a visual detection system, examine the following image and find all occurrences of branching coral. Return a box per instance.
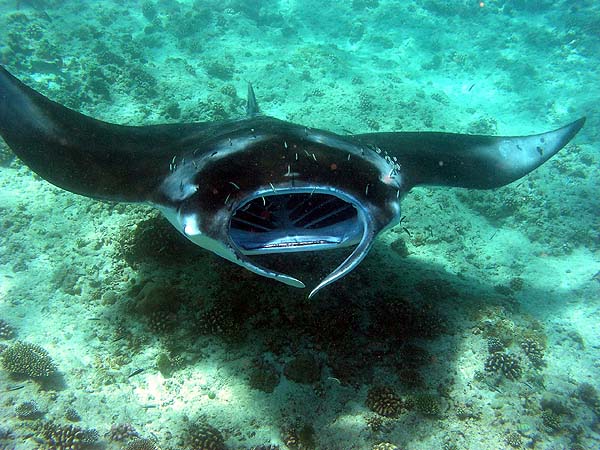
[520,338,545,368]
[64,407,81,422]
[197,306,235,336]
[487,337,505,353]
[365,414,384,432]
[541,410,561,432]
[411,393,441,417]
[107,423,139,442]
[36,422,99,450]
[281,424,315,450]
[15,400,42,419]
[504,431,522,448]
[484,352,522,380]
[1,341,57,378]
[0,319,15,340]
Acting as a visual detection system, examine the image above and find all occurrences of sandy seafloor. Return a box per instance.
[0,0,599,449]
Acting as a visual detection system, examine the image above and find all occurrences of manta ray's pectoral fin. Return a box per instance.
[0,65,214,202]
[354,118,585,190]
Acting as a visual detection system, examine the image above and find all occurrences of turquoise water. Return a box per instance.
[0,1,598,449]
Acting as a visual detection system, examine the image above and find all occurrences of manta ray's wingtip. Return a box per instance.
[568,116,586,137]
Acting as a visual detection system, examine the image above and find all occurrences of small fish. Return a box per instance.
[593,271,600,283]
[6,385,25,391]
[128,368,145,378]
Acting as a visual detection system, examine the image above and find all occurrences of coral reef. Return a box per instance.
[284,353,321,384]
[540,394,570,416]
[411,393,441,417]
[366,386,403,418]
[369,296,444,341]
[248,359,280,393]
[124,438,160,450]
[107,423,139,442]
[365,414,385,432]
[117,213,202,267]
[484,352,522,380]
[486,337,505,354]
[148,310,177,334]
[520,338,545,367]
[197,306,235,337]
[509,277,524,291]
[156,352,184,377]
[185,421,226,450]
[541,409,561,432]
[397,367,425,388]
[372,443,399,450]
[0,319,15,339]
[1,341,58,377]
[576,382,599,408]
[390,237,410,257]
[36,422,99,450]
[64,407,81,422]
[455,404,482,421]
[281,424,315,450]
[0,427,13,440]
[504,431,522,448]
[15,400,42,419]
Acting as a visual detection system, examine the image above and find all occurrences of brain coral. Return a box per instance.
[366,386,403,418]
[124,438,160,450]
[1,341,57,377]
[186,421,226,450]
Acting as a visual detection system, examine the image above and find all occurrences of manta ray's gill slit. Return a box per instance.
[288,195,339,225]
[289,195,354,230]
[300,203,356,229]
[230,193,358,243]
[231,201,278,232]
[231,216,273,232]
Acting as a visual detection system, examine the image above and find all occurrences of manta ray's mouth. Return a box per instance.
[230,192,362,253]
[228,190,377,298]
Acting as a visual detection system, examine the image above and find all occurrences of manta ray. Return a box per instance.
[0,66,585,297]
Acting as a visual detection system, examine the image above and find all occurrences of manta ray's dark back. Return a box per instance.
[0,65,587,196]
